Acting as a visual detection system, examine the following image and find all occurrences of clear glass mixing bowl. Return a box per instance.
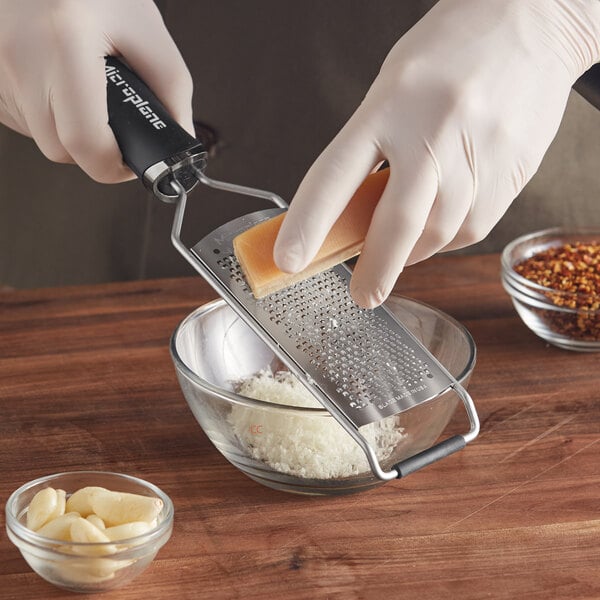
[171,296,476,495]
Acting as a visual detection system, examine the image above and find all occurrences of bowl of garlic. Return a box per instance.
[171,296,476,495]
[5,471,173,593]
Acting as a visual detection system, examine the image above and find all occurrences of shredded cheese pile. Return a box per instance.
[228,370,405,479]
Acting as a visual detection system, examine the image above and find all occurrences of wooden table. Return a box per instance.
[1,254,599,600]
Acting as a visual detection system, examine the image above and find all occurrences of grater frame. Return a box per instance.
[169,170,479,481]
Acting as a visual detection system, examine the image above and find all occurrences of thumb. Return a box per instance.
[274,111,380,273]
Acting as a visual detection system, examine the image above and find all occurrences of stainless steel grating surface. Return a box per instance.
[191,209,454,428]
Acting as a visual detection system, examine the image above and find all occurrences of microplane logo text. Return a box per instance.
[105,65,167,130]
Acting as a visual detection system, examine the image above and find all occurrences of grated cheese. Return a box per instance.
[228,370,405,479]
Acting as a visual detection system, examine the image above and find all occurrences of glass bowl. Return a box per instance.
[5,471,174,594]
[170,296,476,495]
[501,227,600,351]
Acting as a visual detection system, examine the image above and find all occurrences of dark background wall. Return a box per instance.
[0,1,598,288]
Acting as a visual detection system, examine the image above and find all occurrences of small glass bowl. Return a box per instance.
[5,471,174,594]
[501,227,600,351]
[170,296,476,496]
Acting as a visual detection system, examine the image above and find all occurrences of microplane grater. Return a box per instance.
[172,181,479,481]
[105,56,480,481]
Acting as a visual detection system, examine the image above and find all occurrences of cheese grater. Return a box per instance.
[106,57,479,481]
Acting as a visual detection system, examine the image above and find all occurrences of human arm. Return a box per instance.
[273,0,600,308]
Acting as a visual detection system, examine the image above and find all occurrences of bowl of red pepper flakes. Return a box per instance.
[501,228,600,351]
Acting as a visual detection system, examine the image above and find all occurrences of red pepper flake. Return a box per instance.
[514,242,600,341]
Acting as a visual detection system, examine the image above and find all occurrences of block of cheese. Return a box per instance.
[233,168,389,298]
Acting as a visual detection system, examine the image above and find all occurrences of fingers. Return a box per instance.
[405,137,476,266]
[51,43,134,183]
[350,159,438,308]
[50,0,193,183]
[273,112,381,273]
[441,193,506,253]
[0,0,192,182]
[113,3,194,136]
[279,118,477,310]
[20,92,73,164]
[441,154,538,253]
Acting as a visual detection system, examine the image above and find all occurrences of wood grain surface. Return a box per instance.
[1,254,599,600]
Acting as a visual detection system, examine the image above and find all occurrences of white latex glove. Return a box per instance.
[0,0,193,183]
[274,0,600,308]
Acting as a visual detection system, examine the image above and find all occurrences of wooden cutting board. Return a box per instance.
[1,254,599,599]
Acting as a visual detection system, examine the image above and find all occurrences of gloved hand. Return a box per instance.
[274,0,600,308]
[0,0,193,183]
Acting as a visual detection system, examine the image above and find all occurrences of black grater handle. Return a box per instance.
[105,56,206,202]
[393,435,466,478]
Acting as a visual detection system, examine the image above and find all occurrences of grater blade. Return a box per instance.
[191,209,455,429]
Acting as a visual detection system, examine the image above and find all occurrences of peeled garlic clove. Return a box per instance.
[65,487,107,517]
[35,512,80,541]
[69,517,117,556]
[91,490,163,526]
[55,489,66,518]
[54,559,118,584]
[86,514,106,530]
[27,487,59,531]
[104,521,153,542]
